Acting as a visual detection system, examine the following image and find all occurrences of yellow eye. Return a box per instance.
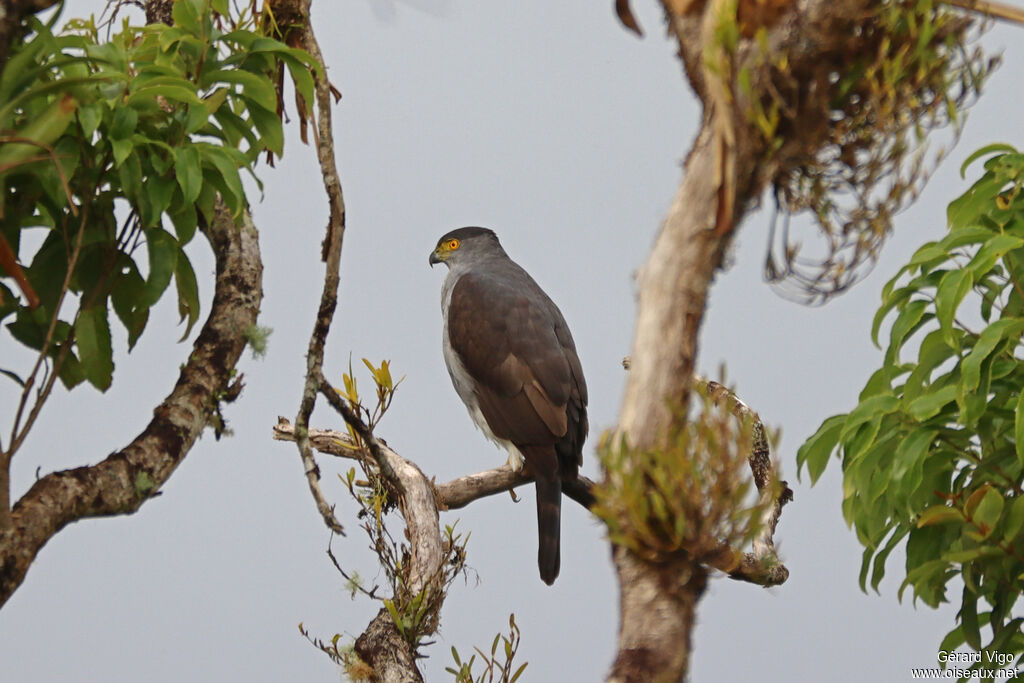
[447,239,460,250]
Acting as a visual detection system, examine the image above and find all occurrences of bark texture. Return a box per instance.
[0,201,262,608]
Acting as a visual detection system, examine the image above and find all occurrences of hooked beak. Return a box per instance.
[429,250,442,267]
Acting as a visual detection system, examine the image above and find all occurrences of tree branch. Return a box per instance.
[609,0,875,678]
[282,0,348,537]
[272,420,598,512]
[0,199,262,608]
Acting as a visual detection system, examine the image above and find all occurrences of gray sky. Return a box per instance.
[2,1,1021,681]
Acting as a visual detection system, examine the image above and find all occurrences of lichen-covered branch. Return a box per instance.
[0,200,262,608]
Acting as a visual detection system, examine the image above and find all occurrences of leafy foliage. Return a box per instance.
[447,614,528,683]
[0,0,314,399]
[798,145,1024,666]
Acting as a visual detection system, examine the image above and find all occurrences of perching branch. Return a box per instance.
[272,419,598,512]
[0,199,262,608]
[272,418,784,587]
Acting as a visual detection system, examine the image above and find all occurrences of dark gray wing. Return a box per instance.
[447,267,587,472]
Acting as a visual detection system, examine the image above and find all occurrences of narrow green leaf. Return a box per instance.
[972,488,1005,539]
[904,331,954,401]
[168,201,198,245]
[244,100,283,155]
[870,526,910,593]
[511,662,528,682]
[174,145,202,204]
[886,299,930,363]
[948,173,1004,231]
[142,173,176,227]
[109,104,138,140]
[967,233,1024,276]
[143,228,178,306]
[796,414,845,483]
[917,505,963,527]
[963,319,1024,393]
[75,304,114,391]
[961,586,981,650]
[935,269,972,339]
[960,144,1017,178]
[839,395,899,444]
[199,145,245,215]
[0,367,26,387]
[906,384,957,421]
[111,258,150,349]
[202,68,277,112]
[174,249,200,341]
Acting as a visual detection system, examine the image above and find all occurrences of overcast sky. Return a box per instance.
[2,1,1022,681]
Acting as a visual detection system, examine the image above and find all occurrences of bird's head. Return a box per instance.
[429,226,501,268]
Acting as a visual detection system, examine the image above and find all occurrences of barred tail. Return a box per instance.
[535,477,562,585]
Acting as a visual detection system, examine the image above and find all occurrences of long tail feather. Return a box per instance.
[535,477,562,585]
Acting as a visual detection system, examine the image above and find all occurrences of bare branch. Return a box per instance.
[283,0,348,537]
[0,199,262,608]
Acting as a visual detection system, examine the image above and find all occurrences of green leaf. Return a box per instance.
[168,202,198,245]
[202,67,277,112]
[906,384,957,421]
[111,258,150,349]
[869,526,910,593]
[174,145,202,204]
[968,233,1024,277]
[961,586,981,650]
[142,173,177,227]
[918,506,963,527]
[886,299,930,364]
[960,144,1017,178]
[948,173,1005,231]
[839,395,899,444]
[244,100,283,155]
[797,414,845,483]
[143,228,178,306]
[890,428,936,499]
[108,104,138,140]
[171,0,203,29]
[199,144,245,215]
[904,331,954,401]
[75,304,114,391]
[174,249,200,341]
[963,319,1024,393]
[935,269,972,341]
[0,367,26,387]
[972,487,1004,539]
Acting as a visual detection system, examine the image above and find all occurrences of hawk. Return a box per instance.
[430,227,588,585]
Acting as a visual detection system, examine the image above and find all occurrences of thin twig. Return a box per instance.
[290,0,348,536]
[7,203,90,458]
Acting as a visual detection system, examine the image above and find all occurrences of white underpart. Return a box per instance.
[441,266,526,472]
